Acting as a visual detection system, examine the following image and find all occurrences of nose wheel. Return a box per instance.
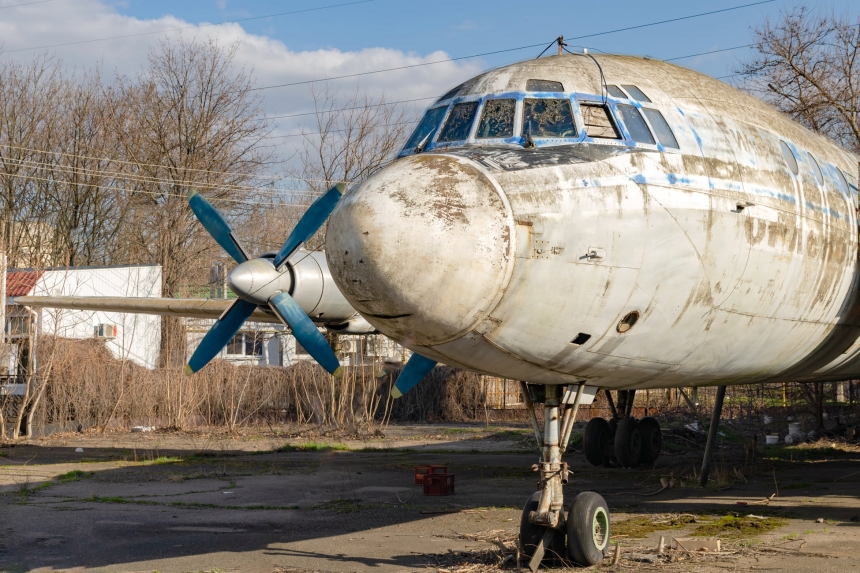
[518,383,611,570]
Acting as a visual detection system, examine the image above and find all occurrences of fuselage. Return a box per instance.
[326,53,860,390]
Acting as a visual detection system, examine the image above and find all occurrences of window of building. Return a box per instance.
[616,104,655,144]
[526,79,564,92]
[226,332,264,356]
[606,84,628,98]
[641,108,679,149]
[438,101,479,142]
[809,154,824,185]
[476,98,516,138]
[780,141,799,175]
[522,98,577,138]
[621,85,652,103]
[580,104,620,139]
[404,106,448,150]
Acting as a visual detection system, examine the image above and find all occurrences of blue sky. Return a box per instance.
[0,0,856,165]
[111,0,850,79]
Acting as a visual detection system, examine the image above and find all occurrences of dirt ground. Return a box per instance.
[2,422,860,573]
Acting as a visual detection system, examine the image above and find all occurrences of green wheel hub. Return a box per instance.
[592,507,609,550]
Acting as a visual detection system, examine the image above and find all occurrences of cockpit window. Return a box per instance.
[404,106,448,150]
[526,79,564,92]
[438,101,479,142]
[606,85,627,98]
[476,98,516,139]
[522,98,576,138]
[640,108,679,149]
[621,84,651,103]
[617,104,655,145]
[436,83,464,103]
[621,85,652,103]
[581,104,620,139]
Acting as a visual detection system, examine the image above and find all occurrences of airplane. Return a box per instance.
[15,48,860,568]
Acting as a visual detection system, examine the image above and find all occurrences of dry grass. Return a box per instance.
[17,337,493,435]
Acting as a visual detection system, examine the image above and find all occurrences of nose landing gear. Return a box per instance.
[518,383,611,571]
[583,390,662,468]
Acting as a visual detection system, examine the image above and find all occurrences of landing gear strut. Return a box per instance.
[583,390,663,468]
[519,383,610,570]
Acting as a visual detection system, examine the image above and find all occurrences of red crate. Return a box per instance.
[423,473,455,496]
[414,464,448,485]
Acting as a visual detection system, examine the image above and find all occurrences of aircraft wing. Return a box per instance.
[12,296,281,324]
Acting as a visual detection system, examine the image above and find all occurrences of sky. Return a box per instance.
[0,0,856,166]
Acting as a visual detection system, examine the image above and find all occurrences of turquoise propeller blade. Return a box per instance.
[186,298,257,374]
[187,190,249,264]
[268,291,343,378]
[391,353,438,398]
[273,183,344,268]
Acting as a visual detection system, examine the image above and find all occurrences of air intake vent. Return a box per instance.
[571,333,591,345]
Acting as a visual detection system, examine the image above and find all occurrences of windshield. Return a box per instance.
[404,106,448,150]
[522,98,577,138]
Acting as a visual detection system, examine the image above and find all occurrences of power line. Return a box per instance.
[250,0,776,92]
[262,120,418,141]
[8,0,373,53]
[265,96,439,121]
[0,143,332,184]
[665,44,754,62]
[0,156,334,196]
[0,0,57,9]
[1,171,318,207]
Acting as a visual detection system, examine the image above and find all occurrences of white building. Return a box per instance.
[185,316,406,369]
[4,264,162,374]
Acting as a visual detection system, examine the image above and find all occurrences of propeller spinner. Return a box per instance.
[185,184,346,378]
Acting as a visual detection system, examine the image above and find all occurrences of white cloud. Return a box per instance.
[0,0,484,158]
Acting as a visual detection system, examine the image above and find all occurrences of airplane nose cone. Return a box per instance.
[326,154,514,346]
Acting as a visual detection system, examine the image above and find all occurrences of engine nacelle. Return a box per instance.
[286,250,357,323]
[226,249,357,324]
[325,314,378,335]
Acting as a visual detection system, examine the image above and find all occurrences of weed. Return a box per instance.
[612,514,697,538]
[693,514,788,538]
[278,442,350,452]
[56,470,90,482]
[314,498,363,514]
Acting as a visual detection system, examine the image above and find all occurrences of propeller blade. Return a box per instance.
[268,291,343,378]
[391,353,438,398]
[273,183,345,268]
[187,189,250,264]
[185,298,257,375]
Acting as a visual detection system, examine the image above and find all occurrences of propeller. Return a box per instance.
[185,184,346,378]
[390,353,438,398]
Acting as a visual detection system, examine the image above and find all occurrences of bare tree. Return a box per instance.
[285,84,411,250]
[104,36,274,365]
[736,6,860,153]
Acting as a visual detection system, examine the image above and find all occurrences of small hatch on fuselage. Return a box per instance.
[526,79,564,92]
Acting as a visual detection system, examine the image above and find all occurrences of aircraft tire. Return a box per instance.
[567,491,611,566]
[638,417,662,465]
[583,417,612,466]
[519,491,565,561]
[614,418,642,467]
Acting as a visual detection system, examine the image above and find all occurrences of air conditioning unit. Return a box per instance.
[0,344,18,375]
[340,339,355,354]
[94,324,117,339]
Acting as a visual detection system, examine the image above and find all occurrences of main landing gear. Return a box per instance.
[519,383,611,571]
[583,390,662,468]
